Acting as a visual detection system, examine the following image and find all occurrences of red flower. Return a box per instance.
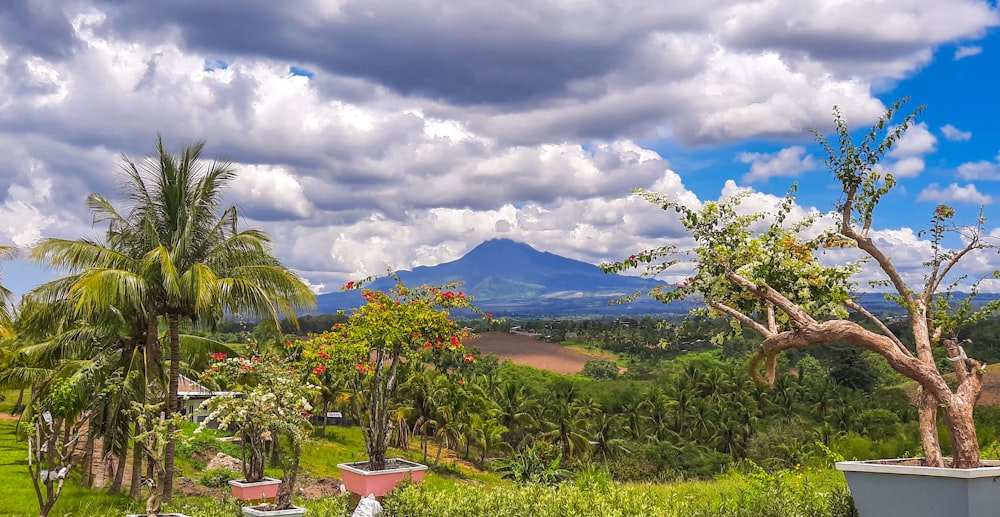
[211,352,228,361]
[343,281,355,290]
[450,336,461,346]
[457,378,466,385]
[314,365,327,375]
[285,341,293,348]
[318,351,330,359]
[423,342,432,349]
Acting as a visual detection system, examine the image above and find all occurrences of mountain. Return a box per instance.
[313,239,685,317]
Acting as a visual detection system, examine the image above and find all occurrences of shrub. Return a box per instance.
[581,360,619,380]
[198,467,240,488]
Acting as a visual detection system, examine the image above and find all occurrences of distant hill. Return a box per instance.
[314,239,684,317]
[312,239,1000,318]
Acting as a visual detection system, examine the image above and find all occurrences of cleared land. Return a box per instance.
[467,332,598,374]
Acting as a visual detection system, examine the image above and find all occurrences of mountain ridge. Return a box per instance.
[313,239,999,318]
[314,239,675,317]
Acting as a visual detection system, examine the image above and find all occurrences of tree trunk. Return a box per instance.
[274,440,301,510]
[918,387,943,467]
[130,436,143,500]
[433,439,444,469]
[81,423,95,487]
[13,387,24,413]
[162,314,181,502]
[943,396,980,468]
[109,448,128,495]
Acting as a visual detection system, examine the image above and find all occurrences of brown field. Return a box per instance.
[467,332,598,375]
[901,364,1000,407]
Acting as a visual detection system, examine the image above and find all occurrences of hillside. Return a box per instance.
[315,239,682,317]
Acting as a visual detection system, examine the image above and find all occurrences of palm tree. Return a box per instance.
[0,245,14,339]
[32,137,316,501]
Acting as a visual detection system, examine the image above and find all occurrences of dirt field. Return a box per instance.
[467,332,598,375]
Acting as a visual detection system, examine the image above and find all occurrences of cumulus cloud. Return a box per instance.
[877,122,937,177]
[917,183,993,204]
[0,0,997,293]
[956,153,1000,180]
[941,124,973,141]
[738,146,818,183]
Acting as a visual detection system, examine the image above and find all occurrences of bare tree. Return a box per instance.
[606,98,998,468]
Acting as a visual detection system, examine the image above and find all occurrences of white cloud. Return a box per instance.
[0,0,998,294]
[877,122,936,177]
[917,183,993,204]
[888,122,937,158]
[0,173,57,247]
[941,124,972,141]
[738,146,818,183]
[954,46,983,60]
[230,165,314,219]
[956,153,1000,180]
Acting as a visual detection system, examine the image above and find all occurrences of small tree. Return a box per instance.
[130,400,183,517]
[199,353,317,510]
[25,378,89,517]
[301,278,489,471]
[605,98,998,468]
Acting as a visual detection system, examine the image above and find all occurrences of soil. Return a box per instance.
[902,364,1000,408]
[467,332,599,374]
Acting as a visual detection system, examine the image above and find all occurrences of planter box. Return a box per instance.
[229,477,282,502]
[837,458,1000,517]
[240,506,306,517]
[337,458,427,497]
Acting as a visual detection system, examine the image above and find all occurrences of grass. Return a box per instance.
[559,339,622,363]
[0,413,855,517]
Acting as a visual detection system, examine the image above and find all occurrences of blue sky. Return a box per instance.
[1,0,999,296]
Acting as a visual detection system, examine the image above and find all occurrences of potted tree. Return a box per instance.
[199,353,317,516]
[605,98,1000,517]
[302,278,487,497]
[127,401,189,517]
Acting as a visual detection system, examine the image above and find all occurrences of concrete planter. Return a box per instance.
[240,505,306,517]
[229,477,282,502]
[837,458,1000,517]
[337,458,427,497]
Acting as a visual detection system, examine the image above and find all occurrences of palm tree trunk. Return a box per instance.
[130,432,143,500]
[81,422,95,487]
[109,448,128,494]
[162,314,181,503]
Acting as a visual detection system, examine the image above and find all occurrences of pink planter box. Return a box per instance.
[229,477,282,502]
[337,459,427,497]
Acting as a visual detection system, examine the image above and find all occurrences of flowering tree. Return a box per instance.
[605,99,999,468]
[301,279,489,471]
[199,353,317,509]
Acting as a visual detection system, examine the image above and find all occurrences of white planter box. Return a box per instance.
[837,458,1000,517]
[240,505,307,517]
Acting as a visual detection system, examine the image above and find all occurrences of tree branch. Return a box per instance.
[726,273,817,328]
[845,299,910,357]
[748,320,950,402]
[709,302,773,337]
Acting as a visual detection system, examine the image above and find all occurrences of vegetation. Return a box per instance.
[199,351,317,510]
[300,278,489,472]
[604,98,1000,468]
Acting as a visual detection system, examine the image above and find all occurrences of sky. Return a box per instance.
[2,0,1000,297]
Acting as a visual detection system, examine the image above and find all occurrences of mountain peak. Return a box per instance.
[315,239,673,317]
